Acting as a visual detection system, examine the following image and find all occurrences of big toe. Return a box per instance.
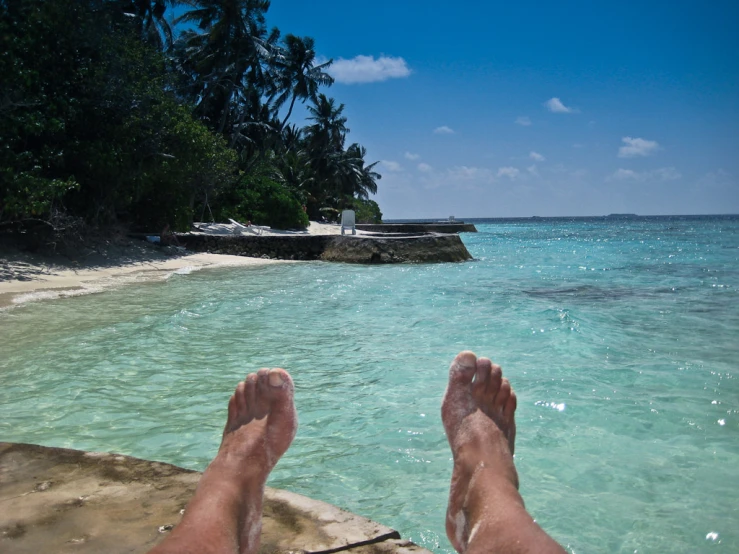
[442,351,478,436]
[260,368,298,443]
[265,368,294,406]
[255,368,294,413]
[449,351,478,385]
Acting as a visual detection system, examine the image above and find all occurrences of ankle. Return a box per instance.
[205,455,268,490]
[455,438,515,476]
[463,463,523,521]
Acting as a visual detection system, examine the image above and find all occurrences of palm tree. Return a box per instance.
[341,143,380,200]
[280,124,304,154]
[122,0,180,50]
[305,94,348,155]
[174,0,276,134]
[269,35,334,131]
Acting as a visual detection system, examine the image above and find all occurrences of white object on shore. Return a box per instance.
[228,218,263,236]
[340,210,356,235]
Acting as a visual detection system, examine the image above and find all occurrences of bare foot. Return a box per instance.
[441,351,564,554]
[150,368,297,554]
[220,368,298,478]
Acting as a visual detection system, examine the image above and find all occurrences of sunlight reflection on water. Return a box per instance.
[1,216,738,553]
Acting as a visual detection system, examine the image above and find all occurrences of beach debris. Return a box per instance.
[33,481,52,492]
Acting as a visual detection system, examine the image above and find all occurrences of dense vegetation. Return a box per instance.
[0,0,383,233]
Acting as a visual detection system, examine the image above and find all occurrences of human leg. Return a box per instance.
[149,368,297,554]
[442,351,565,554]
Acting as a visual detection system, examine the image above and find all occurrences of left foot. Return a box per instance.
[149,368,297,554]
[217,368,298,480]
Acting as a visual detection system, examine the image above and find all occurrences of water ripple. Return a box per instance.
[2,217,739,553]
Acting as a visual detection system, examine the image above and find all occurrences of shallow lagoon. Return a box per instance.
[1,217,738,553]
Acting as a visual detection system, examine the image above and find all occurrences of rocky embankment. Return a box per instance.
[178,233,472,263]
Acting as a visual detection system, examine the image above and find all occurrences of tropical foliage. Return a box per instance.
[0,0,381,232]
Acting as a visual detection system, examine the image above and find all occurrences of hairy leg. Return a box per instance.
[149,368,297,554]
[442,351,565,554]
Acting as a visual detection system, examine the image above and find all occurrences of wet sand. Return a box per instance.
[0,240,286,309]
[0,221,370,309]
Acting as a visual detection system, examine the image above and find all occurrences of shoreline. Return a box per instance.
[0,221,352,309]
[0,247,290,310]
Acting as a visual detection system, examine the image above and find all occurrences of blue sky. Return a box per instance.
[261,1,735,218]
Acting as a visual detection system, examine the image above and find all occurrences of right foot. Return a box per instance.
[441,351,519,553]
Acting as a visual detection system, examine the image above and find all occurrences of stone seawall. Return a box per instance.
[356,223,477,234]
[178,233,472,263]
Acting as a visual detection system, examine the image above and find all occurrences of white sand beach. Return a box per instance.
[0,221,375,309]
[0,250,285,309]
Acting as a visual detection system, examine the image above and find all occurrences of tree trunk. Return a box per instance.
[280,93,297,131]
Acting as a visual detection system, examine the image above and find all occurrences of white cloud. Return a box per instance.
[529,151,545,162]
[544,97,576,113]
[613,169,637,180]
[611,167,681,182]
[404,152,420,160]
[618,137,660,158]
[515,116,532,126]
[381,160,402,172]
[527,165,539,176]
[328,55,411,84]
[652,167,681,180]
[448,166,494,182]
[695,169,732,191]
[497,166,520,179]
[434,125,455,135]
[414,164,495,189]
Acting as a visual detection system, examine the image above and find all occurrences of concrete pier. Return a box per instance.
[356,223,477,234]
[178,233,472,263]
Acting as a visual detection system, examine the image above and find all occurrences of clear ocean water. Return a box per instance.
[1,215,738,553]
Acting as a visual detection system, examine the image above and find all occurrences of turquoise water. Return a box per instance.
[1,216,738,553]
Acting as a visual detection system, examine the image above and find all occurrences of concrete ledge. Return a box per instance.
[177,233,472,264]
[320,234,471,263]
[0,442,434,554]
[356,223,477,234]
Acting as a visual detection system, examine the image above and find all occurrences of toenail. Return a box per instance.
[268,371,285,387]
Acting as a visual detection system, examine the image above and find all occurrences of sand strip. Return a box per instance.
[0,221,371,309]
[0,250,288,309]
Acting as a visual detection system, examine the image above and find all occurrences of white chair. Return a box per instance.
[340,210,356,235]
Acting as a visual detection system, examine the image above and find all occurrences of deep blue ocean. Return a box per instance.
[1,215,738,553]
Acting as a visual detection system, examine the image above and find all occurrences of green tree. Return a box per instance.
[174,0,276,135]
[339,143,380,200]
[0,0,237,230]
[351,198,383,224]
[212,163,308,230]
[269,35,334,131]
[122,0,181,50]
